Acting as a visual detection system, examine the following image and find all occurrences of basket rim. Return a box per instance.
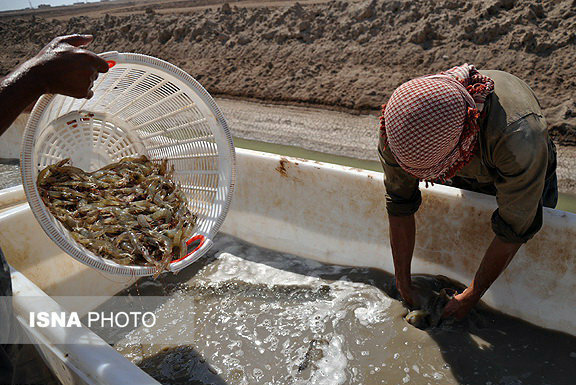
[20,52,236,277]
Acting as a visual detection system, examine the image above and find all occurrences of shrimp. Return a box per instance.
[137,214,152,229]
[128,231,160,268]
[37,155,197,274]
[151,208,172,223]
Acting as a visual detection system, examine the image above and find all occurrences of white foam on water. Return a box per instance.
[295,335,348,385]
[107,235,576,385]
[123,236,573,385]
[201,251,339,288]
[354,299,392,326]
[111,238,403,384]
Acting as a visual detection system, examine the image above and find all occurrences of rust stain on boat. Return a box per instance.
[276,158,289,177]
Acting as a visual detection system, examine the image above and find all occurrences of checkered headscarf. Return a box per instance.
[380,64,495,182]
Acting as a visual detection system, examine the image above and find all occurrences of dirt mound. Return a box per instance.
[547,99,576,146]
[0,0,575,142]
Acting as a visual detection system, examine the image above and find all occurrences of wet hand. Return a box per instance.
[441,291,479,320]
[29,34,109,99]
[396,280,417,307]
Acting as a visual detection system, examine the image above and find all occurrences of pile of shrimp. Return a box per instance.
[37,155,197,276]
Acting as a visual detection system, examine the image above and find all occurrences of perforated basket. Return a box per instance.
[21,52,235,276]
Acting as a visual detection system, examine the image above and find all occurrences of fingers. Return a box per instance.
[77,49,109,74]
[52,35,108,73]
[56,70,97,99]
[441,297,465,319]
[39,34,109,99]
[403,294,415,307]
[92,55,110,73]
[59,34,94,47]
[399,288,415,306]
[83,76,96,99]
[441,303,454,319]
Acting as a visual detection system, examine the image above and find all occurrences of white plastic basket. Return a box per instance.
[21,52,235,276]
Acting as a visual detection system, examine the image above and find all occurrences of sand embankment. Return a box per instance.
[0,0,574,190]
[0,0,574,140]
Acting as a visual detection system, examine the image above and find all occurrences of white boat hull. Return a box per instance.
[0,148,574,384]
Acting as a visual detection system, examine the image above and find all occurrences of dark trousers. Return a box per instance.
[0,248,14,385]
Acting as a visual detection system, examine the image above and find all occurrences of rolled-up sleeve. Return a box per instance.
[492,114,548,243]
[378,138,421,216]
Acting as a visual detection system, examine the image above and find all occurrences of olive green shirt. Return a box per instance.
[378,70,556,243]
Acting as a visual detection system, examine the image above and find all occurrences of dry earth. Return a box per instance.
[0,0,575,191]
[0,0,575,141]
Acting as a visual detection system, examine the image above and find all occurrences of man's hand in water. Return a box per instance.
[396,280,417,306]
[388,214,417,306]
[23,34,109,99]
[442,288,479,319]
[442,237,522,320]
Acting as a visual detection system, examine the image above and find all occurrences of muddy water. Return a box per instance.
[102,234,576,385]
[0,161,19,190]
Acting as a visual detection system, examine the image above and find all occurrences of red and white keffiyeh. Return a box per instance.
[380,64,495,182]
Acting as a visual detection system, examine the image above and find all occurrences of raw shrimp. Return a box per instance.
[37,156,197,275]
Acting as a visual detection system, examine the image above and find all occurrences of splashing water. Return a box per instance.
[105,234,576,385]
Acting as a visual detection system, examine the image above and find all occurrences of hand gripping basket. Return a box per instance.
[21,52,235,276]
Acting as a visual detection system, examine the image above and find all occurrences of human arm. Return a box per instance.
[389,214,417,305]
[0,34,109,135]
[378,137,421,305]
[443,114,550,318]
[443,236,522,318]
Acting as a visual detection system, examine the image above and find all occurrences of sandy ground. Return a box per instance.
[555,146,576,193]
[0,163,19,190]
[218,98,378,160]
[1,98,574,194]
